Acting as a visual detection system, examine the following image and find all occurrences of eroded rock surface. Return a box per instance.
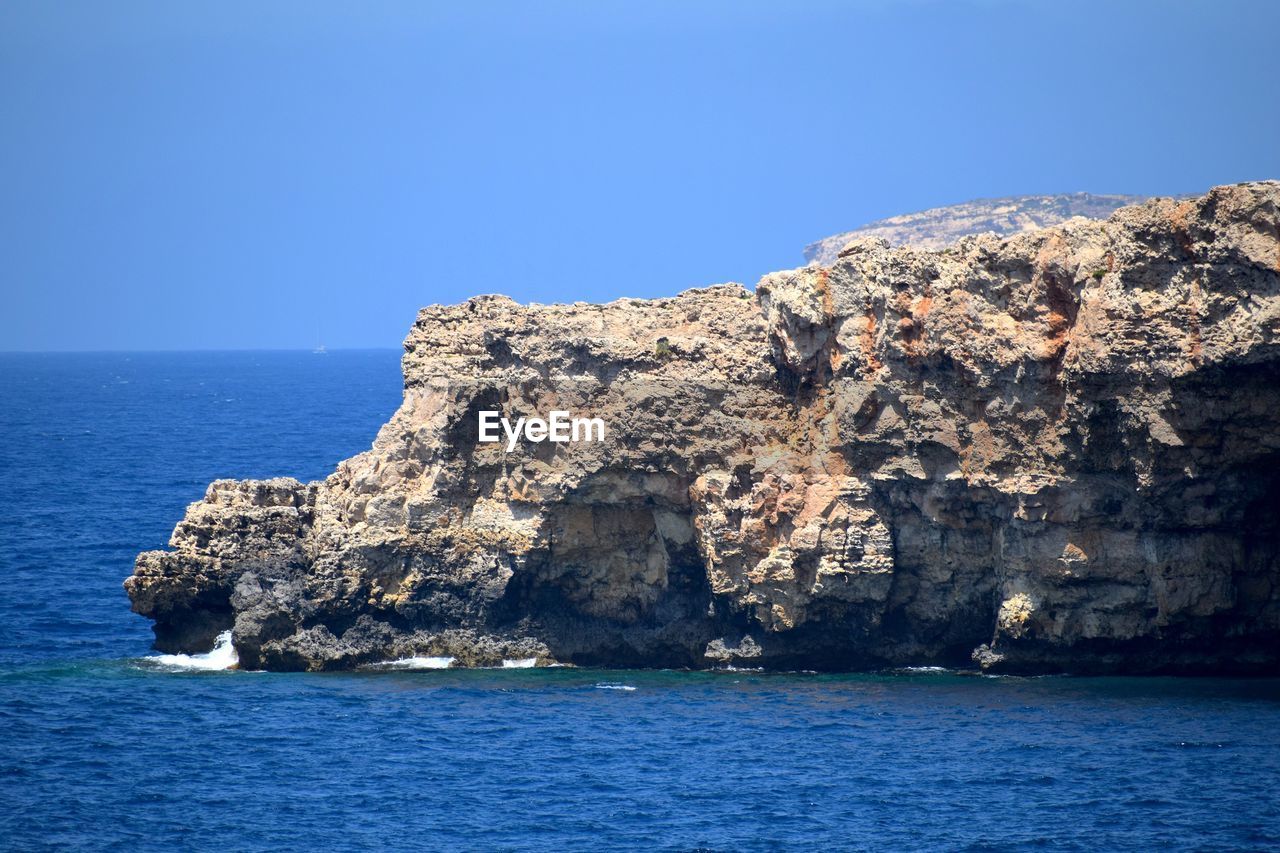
[128,182,1280,673]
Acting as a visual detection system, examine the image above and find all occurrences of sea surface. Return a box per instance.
[1,351,1278,852]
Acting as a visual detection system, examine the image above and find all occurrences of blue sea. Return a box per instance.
[1,351,1278,852]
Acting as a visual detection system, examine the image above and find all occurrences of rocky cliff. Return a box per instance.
[128,182,1280,673]
[804,192,1160,264]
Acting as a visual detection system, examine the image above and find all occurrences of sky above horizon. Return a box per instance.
[3,0,1278,351]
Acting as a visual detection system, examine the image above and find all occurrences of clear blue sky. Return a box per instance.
[3,1,1277,351]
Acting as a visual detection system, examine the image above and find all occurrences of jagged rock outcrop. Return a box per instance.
[128,182,1280,673]
[804,192,1161,264]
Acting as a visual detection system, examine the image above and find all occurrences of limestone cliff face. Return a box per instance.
[128,182,1280,673]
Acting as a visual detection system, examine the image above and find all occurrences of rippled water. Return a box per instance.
[1,352,1278,851]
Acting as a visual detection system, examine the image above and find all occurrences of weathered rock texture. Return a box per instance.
[805,192,1161,264]
[128,182,1280,674]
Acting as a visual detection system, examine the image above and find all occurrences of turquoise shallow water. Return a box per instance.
[1,352,1278,851]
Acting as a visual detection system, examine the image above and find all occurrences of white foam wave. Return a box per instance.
[379,656,455,670]
[594,682,637,691]
[151,630,238,671]
[501,658,538,668]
